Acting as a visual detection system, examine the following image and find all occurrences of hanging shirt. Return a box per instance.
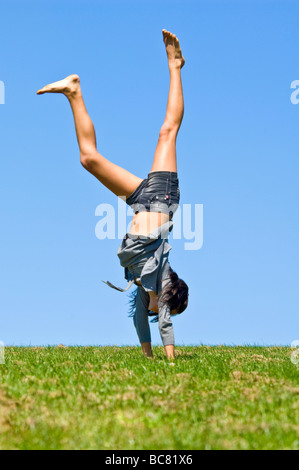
[102,221,175,346]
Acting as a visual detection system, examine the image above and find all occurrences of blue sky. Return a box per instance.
[0,0,298,346]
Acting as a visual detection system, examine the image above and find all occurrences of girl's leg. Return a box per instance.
[37,75,143,198]
[150,30,185,173]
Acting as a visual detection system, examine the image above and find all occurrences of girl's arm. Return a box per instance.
[158,301,175,357]
[133,288,152,356]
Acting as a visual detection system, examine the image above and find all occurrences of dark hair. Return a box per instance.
[160,267,189,315]
[127,268,189,321]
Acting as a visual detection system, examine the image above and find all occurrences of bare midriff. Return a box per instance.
[129,211,171,236]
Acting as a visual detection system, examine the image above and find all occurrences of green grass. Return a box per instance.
[0,346,298,450]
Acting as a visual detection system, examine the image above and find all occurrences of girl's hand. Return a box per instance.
[141,342,153,358]
[165,344,175,359]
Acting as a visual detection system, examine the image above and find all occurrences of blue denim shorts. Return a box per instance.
[126,171,180,218]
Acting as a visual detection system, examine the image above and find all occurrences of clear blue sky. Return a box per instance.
[0,0,298,346]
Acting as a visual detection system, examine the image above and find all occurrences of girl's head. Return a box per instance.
[128,267,189,319]
[160,267,189,315]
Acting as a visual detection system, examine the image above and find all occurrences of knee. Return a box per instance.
[159,122,179,140]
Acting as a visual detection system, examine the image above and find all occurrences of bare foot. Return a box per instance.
[36,74,81,97]
[162,29,185,69]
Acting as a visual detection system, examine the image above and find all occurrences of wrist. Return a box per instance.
[164,344,175,359]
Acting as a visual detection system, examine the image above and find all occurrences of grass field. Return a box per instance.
[0,346,298,450]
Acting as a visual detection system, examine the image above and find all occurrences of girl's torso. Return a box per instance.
[129,211,171,236]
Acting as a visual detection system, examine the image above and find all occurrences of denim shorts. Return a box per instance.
[126,171,180,218]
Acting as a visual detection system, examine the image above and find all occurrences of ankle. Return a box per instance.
[169,63,182,72]
[67,89,82,100]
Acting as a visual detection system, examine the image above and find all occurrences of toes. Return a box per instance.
[162,30,182,55]
[167,34,175,44]
[162,30,180,45]
[162,29,169,41]
[172,34,180,45]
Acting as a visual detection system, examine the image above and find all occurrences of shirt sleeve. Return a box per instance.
[158,299,175,346]
[133,287,151,344]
